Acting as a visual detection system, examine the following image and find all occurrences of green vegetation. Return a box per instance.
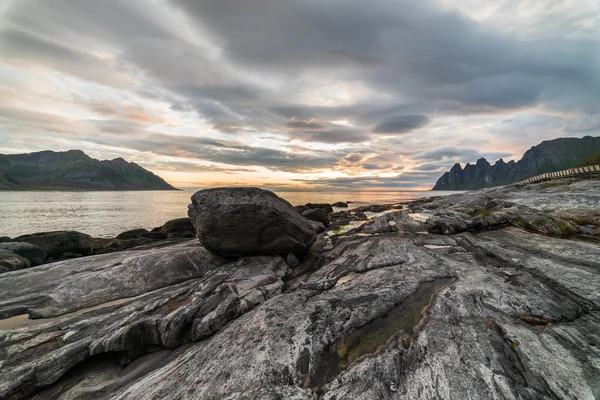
[182,330,193,345]
[557,222,578,235]
[475,209,491,219]
[532,217,546,226]
[540,181,560,189]
[575,153,600,167]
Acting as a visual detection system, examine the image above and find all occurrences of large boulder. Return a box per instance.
[188,187,316,256]
[0,249,30,273]
[161,218,195,236]
[14,231,93,258]
[0,242,46,266]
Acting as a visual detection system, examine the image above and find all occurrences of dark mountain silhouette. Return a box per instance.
[433,136,600,190]
[0,150,177,191]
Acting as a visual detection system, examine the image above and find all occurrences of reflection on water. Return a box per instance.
[309,278,453,388]
[0,189,462,238]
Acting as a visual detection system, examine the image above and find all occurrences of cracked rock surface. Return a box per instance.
[0,180,598,399]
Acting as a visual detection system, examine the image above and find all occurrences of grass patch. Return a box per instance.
[572,216,593,225]
[475,209,491,219]
[533,217,547,226]
[182,330,193,345]
[540,181,560,189]
[557,222,578,235]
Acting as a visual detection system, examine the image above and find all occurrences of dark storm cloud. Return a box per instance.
[290,128,370,144]
[372,115,430,134]
[362,162,392,170]
[417,148,513,162]
[1,0,599,188]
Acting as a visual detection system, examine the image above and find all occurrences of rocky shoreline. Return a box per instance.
[0,179,599,399]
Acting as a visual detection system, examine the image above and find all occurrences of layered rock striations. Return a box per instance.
[433,135,600,190]
[0,182,598,399]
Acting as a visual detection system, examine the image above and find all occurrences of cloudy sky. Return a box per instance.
[0,0,599,190]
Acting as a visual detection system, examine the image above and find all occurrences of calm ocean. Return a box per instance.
[0,189,462,238]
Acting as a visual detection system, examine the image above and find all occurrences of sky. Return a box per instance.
[0,0,599,190]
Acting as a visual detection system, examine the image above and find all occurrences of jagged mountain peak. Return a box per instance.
[433,136,600,190]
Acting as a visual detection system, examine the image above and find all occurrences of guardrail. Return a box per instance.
[517,164,600,185]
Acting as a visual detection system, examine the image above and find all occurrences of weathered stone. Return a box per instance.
[308,220,326,234]
[138,231,168,240]
[0,237,11,243]
[116,228,149,240]
[13,231,93,257]
[60,252,82,259]
[286,253,300,268]
[160,217,195,236]
[0,249,30,273]
[302,208,329,225]
[332,202,348,208]
[0,242,46,266]
[1,180,598,400]
[188,187,316,256]
[306,203,334,213]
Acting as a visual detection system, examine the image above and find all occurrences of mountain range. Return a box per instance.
[433,136,600,190]
[0,150,177,191]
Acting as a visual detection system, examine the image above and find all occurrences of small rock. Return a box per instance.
[305,203,334,213]
[116,228,149,240]
[286,253,300,268]
[302,208,329,225]
[0,236,11,243]
[14,231,93,258]
[139,232,168,240]
[0,249,30,273]
[60,252,82,259]
[161,218,195,236]
[332,202,348,208]
[308,220,326,234]
[0,242,46,266]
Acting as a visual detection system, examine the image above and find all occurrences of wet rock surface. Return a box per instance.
[0,180,598,399]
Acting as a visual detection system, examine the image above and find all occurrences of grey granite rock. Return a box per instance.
[13,231,93,257]
[0,242,46,266]
[0,249,30,273]
[0,181,598,399]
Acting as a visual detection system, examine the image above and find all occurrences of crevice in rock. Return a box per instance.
[305,277,455,389]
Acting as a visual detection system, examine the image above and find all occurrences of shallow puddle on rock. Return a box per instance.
[408,212,433,222]
[309,277,453,388]
[0,297,133,330]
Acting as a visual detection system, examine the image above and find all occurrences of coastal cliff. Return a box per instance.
[0,150,177,191]
[0,180,598,399]
[433,136,600,190]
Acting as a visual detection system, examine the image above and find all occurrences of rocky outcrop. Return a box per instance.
[0,242,46,266]
[0,150,177,191]
[0,180,598,399]
[188,187,316,256]
[433,135,600,189]
[116,228,149,240]
[13,231,93,258]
